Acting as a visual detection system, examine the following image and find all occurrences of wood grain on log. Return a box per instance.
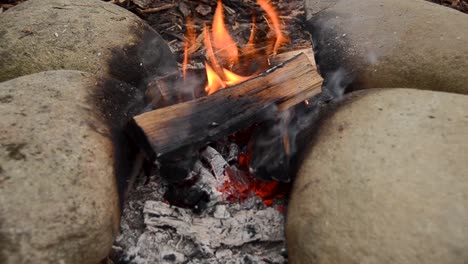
[127,53,323,160]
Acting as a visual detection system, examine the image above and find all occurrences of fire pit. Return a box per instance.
[1,0,467,263]
[112,0,323,262]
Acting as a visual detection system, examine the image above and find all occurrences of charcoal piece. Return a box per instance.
[248,120,291,182]
[164,185,210,214]
[226,143,240,164]
[158,147,198,183]
[200,146,228,179]
[249,99,325,182]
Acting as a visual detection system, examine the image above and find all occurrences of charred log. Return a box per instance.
[249,93,332,182]
[127,53,323,161]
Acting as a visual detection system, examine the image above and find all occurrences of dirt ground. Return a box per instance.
[427,0,468,12]
[1,0,467,17]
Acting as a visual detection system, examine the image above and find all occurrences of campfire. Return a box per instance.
[3,0,467,263]
[128,0,322,204]
[187,0,289,95]
[118,0,322,262]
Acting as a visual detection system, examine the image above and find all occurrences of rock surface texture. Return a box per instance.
[0,70,145,263]
[0,0,177,84]
[304,0,468,94]
[287,88,468,264]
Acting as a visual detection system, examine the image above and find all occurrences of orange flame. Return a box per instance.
[247,16,257,47]
[203,25,224,78]
[205,62,226,95]
[256,0,289,55]
[241,15,257,57]
[203,3,251,94]
[182,0,289,94]
[223,68,251,86]
[212,0,239,66]
[183,17,196,80]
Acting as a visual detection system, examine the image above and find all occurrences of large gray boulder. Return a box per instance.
[287,88,468,264]
[304,0,468,94]
[0,0,177,83]
[0,70,145,263]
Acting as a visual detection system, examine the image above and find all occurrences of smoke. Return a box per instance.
[248,106,293,182]
[248,64,355,182]
[322,67,351,101]
[137,30,178,78]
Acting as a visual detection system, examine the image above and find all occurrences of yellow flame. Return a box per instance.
[205,62,226,95]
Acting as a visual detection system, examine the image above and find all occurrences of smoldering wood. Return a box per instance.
[144,201,284,248]
[200,146,228,180]
[162,146,233,211]
[128,53,323,161]
[248,119,291,182]
[186,159,225,208]
[249,97,329,182]
[226,143,239,164]
[162,149,227,212]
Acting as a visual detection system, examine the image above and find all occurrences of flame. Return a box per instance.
[203,25,224,78]
[223,68,250,86]
[247,16,257,47]
[203,4,251,94]
[179,1,291,206]
[241,16,257,58]
[212,0,239,66]
[205,62,226,95]
[256,0,289,55]
[180,0,289,94]
[183,17,196,80]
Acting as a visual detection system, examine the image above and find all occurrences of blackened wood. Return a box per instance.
[128,53,323,160]
[249,95,331,182]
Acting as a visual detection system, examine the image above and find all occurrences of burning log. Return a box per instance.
[127,53,323,161]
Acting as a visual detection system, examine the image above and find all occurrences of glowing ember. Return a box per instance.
[180,0,291,205]
[221,166,290,206]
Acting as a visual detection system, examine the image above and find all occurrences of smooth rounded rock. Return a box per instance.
[304,0,468,94]
[287,89,468,264]
[0,0,177,83]
[0,70,145,263]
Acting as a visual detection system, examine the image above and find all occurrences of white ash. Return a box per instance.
[144,201,284,248]
[227,143,240,163]
[113,147,287,264]
[213,204,231,219]
[191,160,224,207]
[200,146,228,180]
